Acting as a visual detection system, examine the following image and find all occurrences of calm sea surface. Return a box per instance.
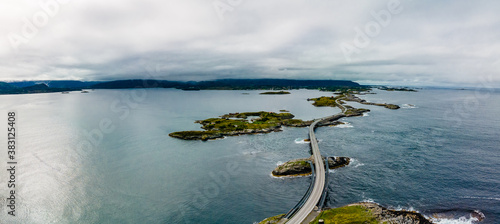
[0,88,499,224]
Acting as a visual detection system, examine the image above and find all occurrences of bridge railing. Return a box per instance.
[317,157,329,209]
[283,161,316,219]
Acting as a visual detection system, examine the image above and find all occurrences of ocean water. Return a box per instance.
[0,88,498,224]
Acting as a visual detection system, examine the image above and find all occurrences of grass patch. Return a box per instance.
[309,96,342,107]
[311,206,379,224]
[282,119,305,125]
[344,108,369,116]
[290,160,310,167]
[170,111,306,140]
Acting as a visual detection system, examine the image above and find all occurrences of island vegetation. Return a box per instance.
[312,202,432,224]
[168,107,369,141]
[260,91,291,95]
[259,202,432,224]
[308,92,400,110]
[169,111,313,141]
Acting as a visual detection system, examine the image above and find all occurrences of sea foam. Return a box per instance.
[402,104,418,109]
[431,216,479,224]
[294,138,309,144]
[336,122,353,128]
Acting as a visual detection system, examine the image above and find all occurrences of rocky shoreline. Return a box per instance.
[272,156,350,177]
[342,93,400,109]
[168,126,283,141]
[351,202,432,224]
[259,202,432,224]
[322,202,432,224]
[168,108,369,141]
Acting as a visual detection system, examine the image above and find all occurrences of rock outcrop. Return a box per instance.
[168,126,283,141]
[343,93,400,110]
[272,156,350,177]
[258,214,285,224]
[328,156,350,169]
[350,202,432,224]
[272,158,312,176]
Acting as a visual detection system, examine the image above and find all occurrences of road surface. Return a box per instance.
[285,118,326,224]
[283,98,346,224]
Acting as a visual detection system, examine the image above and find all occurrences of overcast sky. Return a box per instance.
[1,0,499,86]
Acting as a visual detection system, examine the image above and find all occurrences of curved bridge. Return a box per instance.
[285,118,326,224]
[281,101,346,224]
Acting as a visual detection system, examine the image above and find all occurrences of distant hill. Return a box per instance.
[0,82,18,90]
[191,79,361,90]
[8,80,101,89]
[91,79,182,89]
[0,83,74,94]
[22,83,51,91]
[91,79,363,91]
[2,79,366,95]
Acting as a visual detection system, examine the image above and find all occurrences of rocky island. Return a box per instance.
[168,108,369,141]
[272,156,350,177]
[169,111,312,141]
[378,86,418,92]
[342,93,400,109]
[308,93,400,110]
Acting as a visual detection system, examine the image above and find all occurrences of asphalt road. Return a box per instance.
[285,118,326,224]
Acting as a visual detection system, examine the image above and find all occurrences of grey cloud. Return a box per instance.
[0,0,499,86]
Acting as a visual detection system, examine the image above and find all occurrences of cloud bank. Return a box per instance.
[1,0,499,86]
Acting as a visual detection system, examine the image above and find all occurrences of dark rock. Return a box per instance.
[351,202,432,224]
[328,157,350,169]
[272,156,350,177]
[272,158,312,176]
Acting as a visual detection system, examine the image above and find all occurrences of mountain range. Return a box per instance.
[0,79,363,95]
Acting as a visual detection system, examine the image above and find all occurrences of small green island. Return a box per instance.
[378,86,418,92]
[260,91,291,95]
[272,156,350,177]
[308,92,400,110]
[169,111,311,141]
